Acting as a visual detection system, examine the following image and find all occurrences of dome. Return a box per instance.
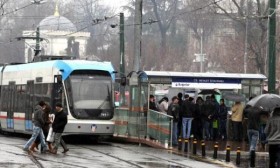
[39,15,77,32]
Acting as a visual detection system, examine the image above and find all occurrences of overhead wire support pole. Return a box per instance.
[133,0,143,72]
[120,12,126,106]
[244,0,248,74]
[35,27,41,57]
[200,29,203,73]
[268,0,276,93]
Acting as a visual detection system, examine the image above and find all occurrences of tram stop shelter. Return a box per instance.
[113,71,267,148]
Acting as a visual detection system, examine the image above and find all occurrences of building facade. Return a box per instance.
[23,7,90,63]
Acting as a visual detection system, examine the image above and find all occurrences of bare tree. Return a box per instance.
[213,0,269,74]
[149,0,178,70]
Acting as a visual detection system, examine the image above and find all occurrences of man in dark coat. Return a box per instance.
[181,96,195,140]
[167,96,180,146]
[265,107,280,168]
[23,101,48,153]
[218,99,228,140]
[201,96,215,140]
[50,103,69,154]
[244,105,269,165]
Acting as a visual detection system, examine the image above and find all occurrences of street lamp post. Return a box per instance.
[200,29,204,72]
[268,0,276,93]
[244,0,249,74]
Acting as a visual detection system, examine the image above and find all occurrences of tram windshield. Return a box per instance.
[67,71,113,119]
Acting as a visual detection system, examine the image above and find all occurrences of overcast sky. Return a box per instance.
[102,0,128,9]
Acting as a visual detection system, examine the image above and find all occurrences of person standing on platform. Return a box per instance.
[181,96,195,140]
[265,107,280,168]
[218,99,228,140]
[158,97,169,114]
[149,95,158,111]
[193,97,203,140]
[210,95,219,141]
[168,96,180,146]
[180,94,189,138]
[244,106,269,164]
[177,92,184,138]
[143,94,158,117]
[201,96,215,140]
[231,101,244,141]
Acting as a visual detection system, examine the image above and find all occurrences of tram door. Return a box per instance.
[7,81,16,129]
[52,75,63,110]
[25,80,34,131]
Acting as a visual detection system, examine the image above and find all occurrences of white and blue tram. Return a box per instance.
[0,60,116,136]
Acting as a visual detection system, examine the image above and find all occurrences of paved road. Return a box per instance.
[0,134,229,168]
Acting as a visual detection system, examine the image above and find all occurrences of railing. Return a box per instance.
[147,110,173,147]
[114,107,173,148]
[114,107,129,137]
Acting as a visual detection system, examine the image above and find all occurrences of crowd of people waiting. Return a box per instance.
[147,92,280,167]
[147,93,268,147]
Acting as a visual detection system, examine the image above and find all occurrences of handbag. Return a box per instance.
[212,119,218,129]
[46,114,55,142]
[46,126,54,142]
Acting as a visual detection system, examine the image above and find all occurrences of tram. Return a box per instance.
[0,60,116,136]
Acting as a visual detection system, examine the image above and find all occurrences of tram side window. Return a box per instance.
[1,86,8,111]
[10,83,16,112]
[43,84,52,104]
[35,84,42,103]
[16,85,25,112]
[34,83,52,106]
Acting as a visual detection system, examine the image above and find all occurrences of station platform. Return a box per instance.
[114,135,269,168]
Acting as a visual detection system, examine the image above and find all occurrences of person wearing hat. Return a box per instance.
[49,103,69,154]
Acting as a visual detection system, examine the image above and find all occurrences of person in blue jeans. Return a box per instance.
[181,96,195,140]
[23,101,48,153]
[244,105,269,163]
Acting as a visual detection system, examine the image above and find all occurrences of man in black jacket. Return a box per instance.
[167,96,180,146]
[50,103,69,154]
[23,101,48,153]
[181,96,195,140]
[201,96,215,140]
[218,99,228,140]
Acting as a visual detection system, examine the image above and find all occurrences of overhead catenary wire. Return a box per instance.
[63,13,120,36]
[173,0,225,18]
[0,0,44,17]
[1,0,226,40]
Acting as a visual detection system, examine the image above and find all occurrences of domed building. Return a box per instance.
[23,6,90,63]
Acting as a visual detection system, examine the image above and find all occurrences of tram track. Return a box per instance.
[109,143,192,168]
[78,142,191,168]
[0,134,224,168]
[78,145,144,168]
